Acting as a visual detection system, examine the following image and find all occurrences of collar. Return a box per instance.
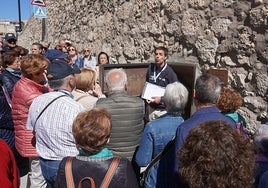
[108,90,127,96]
[55,89,74,98]
[79,148,113,158]
[155,62,167,71]
[194,106,220,115]
[256,153,268,162]
[6,68,21,77]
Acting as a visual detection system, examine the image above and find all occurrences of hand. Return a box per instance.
[93,83,103,97]
[151,96,161,104]
[146,96,161,104]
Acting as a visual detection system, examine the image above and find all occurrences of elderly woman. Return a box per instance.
[254,124,268,187]
[67,44,83,68]
[72,68,104,109]
[179,120,255,188]
[55,108,139,188]
[135,81,189,188]
[0,51,21,150]
[217,86,245,123]
[217,86,248,138]
[12,54,50,187]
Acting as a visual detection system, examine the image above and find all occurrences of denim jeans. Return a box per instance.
[39,158,61,188]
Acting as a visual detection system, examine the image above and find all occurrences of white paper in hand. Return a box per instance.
[141,82,165,100]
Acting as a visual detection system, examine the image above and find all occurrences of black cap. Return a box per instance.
[46,60,81,80]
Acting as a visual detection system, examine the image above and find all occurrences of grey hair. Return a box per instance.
[195,73,222,104]
[164,82,189,114]
[48,75,71,89]
[254,124,268,153]
[105,68,127,92]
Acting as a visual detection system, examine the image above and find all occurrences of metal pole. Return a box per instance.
[17,0,22,31]
[41,18,47,41]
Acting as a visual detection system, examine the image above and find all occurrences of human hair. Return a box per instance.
[195,73,222,104]
[48,75,70,90]
[105,68,127,92]
[97,51,109,65]
[254,124,268,155]
[154,46,168,57]
[39,41,50,50]
[179,120,255,188]
[72,108,112,154]
[164,82,189,115]
[74,68,96,92]
[20,54,50,79]
[1,51,18,68]
[67,44,78,54]
[54,44,64,51]
[12,45,28,56]
[32,42,44,50]
[217,87,243,112]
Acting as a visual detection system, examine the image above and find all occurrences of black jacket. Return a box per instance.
[55,156,140,188]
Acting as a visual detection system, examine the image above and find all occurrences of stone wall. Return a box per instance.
[18,0,268,132]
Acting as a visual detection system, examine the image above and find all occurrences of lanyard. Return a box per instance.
[153,63,167,83]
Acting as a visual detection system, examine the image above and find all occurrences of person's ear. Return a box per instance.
[69,76,75,85]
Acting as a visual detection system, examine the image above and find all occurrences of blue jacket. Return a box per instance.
[73,56,84,69]
[1,69,21,98]
[136,114,184,188]
[255,153,268,188]
[0,70,20,150]
[258,170,268,188]
[172,106,236,187]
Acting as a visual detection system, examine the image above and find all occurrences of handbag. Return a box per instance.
[140,139,175,187]
[65,156,120,188]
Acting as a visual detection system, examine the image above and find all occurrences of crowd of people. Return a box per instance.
[0,33,268,188]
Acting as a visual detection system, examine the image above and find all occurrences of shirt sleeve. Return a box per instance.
[26,102,35,131]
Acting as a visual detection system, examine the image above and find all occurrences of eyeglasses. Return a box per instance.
[68,48,76,51]
[84,50,90,52]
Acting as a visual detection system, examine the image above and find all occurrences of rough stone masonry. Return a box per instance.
[18,0,267,134]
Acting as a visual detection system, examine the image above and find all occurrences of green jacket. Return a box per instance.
[96,91,145,161]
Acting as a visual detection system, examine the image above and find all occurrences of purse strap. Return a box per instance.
[33,94,66,130]
[100,157,120,188]
[65,156,120,188]
[78,177,95,188]
[142,139,175,178]
[66,157,75,188]
[0,82,12,108]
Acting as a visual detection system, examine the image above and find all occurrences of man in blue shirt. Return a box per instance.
[159,73,236,188]
[145,46,178,120]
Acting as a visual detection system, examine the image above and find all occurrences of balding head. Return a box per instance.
[105,68,127,92]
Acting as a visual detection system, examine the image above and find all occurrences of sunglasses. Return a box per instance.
[84,49,90,52]
[68,48,76,51]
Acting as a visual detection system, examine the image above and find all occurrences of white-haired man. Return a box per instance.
[96,68,145,162]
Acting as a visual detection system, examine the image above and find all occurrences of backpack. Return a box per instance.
[65,157,120,188]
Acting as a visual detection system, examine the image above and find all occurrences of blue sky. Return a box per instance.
[0,0,33,21]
